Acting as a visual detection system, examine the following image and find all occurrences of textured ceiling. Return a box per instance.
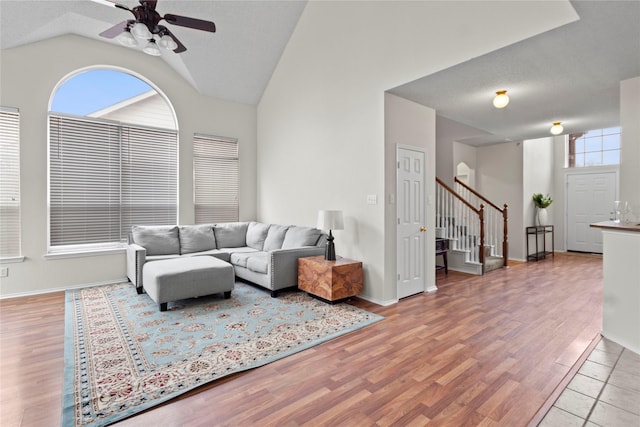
[0,0,307,105]
[1,1,638,145]
[389,1,640,146]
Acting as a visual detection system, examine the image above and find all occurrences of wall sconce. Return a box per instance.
[550,122,564,135]
[493,90,509,108]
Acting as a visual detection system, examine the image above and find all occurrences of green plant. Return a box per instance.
[532,193,553,208]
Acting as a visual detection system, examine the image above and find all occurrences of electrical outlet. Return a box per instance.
[0,267,8,278]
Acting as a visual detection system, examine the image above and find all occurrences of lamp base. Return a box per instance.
[325,230,336,261]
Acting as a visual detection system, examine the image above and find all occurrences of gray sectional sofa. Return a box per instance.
[126,221,326,297]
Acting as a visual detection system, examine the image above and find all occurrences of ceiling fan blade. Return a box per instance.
[163,14,216,33]
[99,20,130,38]
[90,0,130,12]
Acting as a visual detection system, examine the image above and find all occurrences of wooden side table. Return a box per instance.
[298,256,363,303]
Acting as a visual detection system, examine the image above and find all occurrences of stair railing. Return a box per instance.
[454,177,509,268]
[435,178,485,269]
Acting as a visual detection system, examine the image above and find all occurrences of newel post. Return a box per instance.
[479,204,485,274]
[503,203,509,268]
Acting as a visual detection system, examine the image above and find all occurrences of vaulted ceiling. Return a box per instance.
[1,1,638,146]
[0,0,307,105]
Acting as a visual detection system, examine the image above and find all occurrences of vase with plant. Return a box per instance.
[532,193,553,226]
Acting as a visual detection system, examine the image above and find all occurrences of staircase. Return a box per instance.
[436,177,509,275]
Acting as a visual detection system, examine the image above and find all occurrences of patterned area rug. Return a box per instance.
[62,281,382,427]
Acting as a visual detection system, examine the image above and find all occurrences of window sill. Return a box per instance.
[0,256,25,264]
[45,247,125,260]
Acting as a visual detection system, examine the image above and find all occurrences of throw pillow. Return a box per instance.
[179,224,216,254]
[246,222,271,251]
[131,225,180,256]
[213,222,249,248]
[281,226,322,249]
[263,224,289,251]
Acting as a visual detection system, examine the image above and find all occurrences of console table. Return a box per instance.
[298,256,363,303]
[526,225,554,261]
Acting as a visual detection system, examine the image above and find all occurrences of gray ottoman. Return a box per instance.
[143,256,234,311]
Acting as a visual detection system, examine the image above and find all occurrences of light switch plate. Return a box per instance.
[367,194,378,205]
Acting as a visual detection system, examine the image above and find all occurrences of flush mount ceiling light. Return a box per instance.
[493,90,509,108]
[550,122,564,135]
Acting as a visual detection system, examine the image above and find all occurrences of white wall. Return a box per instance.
[385,93,436,303]
[0,35,257,297]
[258,1,577,302]
[552,135,567,252]
[453,141,478,188]
[523,137,555,227]
[435,117,482,186]
[476,142,525,260]
[620,77,640,215]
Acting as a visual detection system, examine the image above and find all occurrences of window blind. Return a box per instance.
[0,107,21,258]
[49,114,177,249]
[193,134,239,223]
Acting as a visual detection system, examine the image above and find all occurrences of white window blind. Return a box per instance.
[193,134,239,223]
[49,114,177,249]
[0,107,21,258]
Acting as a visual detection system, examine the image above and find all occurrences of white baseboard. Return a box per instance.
[357,294,398,306]
[0,278,129,300]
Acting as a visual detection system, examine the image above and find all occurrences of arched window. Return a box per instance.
[48,68,177,253]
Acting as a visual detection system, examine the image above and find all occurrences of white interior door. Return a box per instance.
[567,171,617,253]
[397,146,426,299]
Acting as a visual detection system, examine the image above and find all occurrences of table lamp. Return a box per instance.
[317,210,344,261]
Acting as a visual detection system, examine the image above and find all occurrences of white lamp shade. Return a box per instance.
[159,34,178,50]
[142,40,161,56]
[117,30,137,47]
[131,22,152,39]
[317,210,344,231]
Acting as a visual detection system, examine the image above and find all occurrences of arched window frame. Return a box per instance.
[46,66,179,255]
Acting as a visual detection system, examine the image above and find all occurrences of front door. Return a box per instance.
[397,146,426,299]
[567,171,617,253]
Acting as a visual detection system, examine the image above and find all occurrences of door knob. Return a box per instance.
[420,226,427,232]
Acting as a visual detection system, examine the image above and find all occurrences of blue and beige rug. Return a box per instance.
[62,281,382,426]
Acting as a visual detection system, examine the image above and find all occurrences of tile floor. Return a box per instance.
[539,337,640,426]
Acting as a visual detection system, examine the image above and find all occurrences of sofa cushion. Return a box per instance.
[179,224,216,254]
[131,225,180,256]
[263,224,289,251]
[247,254,269,274]
[213,222,249,248]
[246,222,270,251]
[230,250,260,268]
[281,226,322,249]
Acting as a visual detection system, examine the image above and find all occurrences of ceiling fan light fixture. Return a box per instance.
[142,39,162,56]
[550,122,564,135]
[131,22,152,39]
[493,90,509,108]
[159,34,178,51]
[116,29,137,47]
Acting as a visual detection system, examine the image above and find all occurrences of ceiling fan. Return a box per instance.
[93,0,216,56]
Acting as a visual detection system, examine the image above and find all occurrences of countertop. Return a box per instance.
[590,221,640,233]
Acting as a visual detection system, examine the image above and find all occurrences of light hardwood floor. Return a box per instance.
[0,252,603,426]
